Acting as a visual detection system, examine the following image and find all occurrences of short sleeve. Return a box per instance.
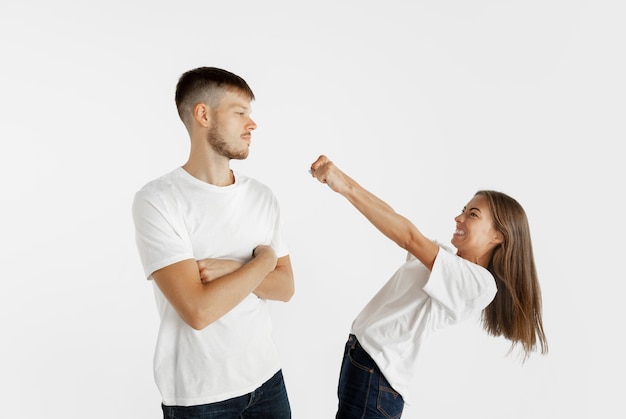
[423,246,497,322]
[132,189,194,279]
[269,195,289,258]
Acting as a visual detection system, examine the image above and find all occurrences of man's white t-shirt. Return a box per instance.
[132,167,288,407]
[351,244,497,405]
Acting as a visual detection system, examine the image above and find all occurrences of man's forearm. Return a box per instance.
[253,256,294,301]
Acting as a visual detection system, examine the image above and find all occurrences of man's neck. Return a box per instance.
[182,156,234,186]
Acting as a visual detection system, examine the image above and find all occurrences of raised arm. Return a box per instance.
[151,245,279,330]
[310,155,439,270]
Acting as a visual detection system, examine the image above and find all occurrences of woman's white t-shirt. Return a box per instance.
[351,244,497,404]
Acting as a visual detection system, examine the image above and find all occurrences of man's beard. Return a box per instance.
[207,123,249,160]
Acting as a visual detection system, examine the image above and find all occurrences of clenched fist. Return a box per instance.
[309,155,350,194]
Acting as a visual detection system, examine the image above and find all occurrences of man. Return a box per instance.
[132,67,295,418]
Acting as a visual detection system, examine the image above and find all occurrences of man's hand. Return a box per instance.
[252,245,278,272]
[196,258,243,284]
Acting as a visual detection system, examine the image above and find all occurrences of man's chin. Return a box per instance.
[223,150,249,160]
[232,152,248,160]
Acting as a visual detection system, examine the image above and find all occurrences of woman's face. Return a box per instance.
[451,194,503,265]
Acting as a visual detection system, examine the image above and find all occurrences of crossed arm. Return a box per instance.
[151,245,294,330]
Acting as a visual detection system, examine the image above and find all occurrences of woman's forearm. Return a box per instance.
[310,155,438,268]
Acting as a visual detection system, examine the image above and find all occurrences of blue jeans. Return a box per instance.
[336,335,404,419]
[162,370,291,419]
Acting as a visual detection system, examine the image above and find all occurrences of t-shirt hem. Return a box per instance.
[160,366,282,407]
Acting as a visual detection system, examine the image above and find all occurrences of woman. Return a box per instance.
[309,155,547,419]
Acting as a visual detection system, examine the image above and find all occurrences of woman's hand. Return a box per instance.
[309,155,350,194]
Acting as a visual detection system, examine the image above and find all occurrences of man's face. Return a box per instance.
[207,90,257,160]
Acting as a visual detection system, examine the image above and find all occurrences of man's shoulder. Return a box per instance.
[135,168,181,200]
[141,167,182,188]
[235,171,274,194]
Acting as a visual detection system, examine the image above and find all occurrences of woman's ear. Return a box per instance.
[493,230,504,244]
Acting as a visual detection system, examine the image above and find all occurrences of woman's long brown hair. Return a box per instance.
[477,190,548,359]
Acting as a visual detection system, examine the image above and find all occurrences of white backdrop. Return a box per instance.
[1,1,624,418]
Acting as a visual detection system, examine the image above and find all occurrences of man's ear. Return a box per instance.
[193,103,211,128]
